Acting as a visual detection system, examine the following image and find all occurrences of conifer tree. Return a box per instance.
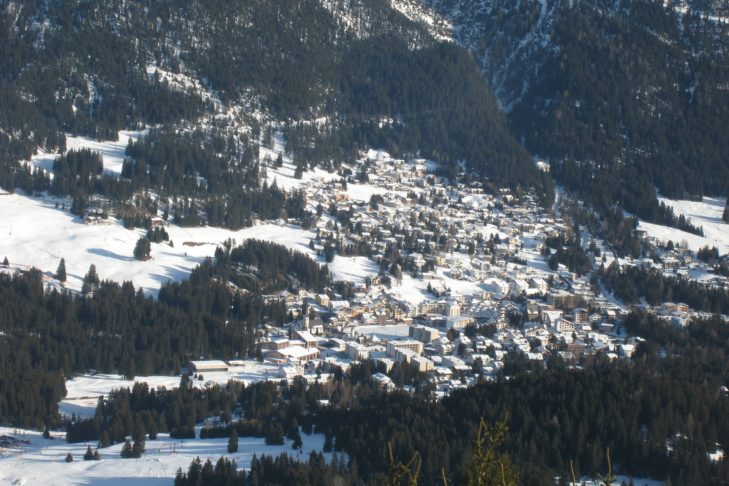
[2,256,8,267]
[723,204,729,224]
[133,419,146,454]
[132,439,144,458]
[121,440,134,458]
[56,258,67,282]
[82,263,99,294]
[464,419,518,486]
[134,237,151,260]
[84,264,99,286]
[228,428,238,453]
[65,452,74,462]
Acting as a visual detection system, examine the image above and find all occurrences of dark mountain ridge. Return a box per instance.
[426,0,729,216]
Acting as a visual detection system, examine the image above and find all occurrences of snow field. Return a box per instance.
[0,425,332,486]
[656,196,729,254]
[30,130,148,176]
[328,256,379,283]
[0,192,316,296]
[2,367,338,485]
[263,158,340,192]
[60,366,283,420]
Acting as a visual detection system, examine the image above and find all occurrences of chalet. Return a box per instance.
[441,355,467,369]
[445,315,474,330]
[526,299,541,320]
[371,372,395,390]
[278,364,304,380]
[541,310,563,327]
[84,209,109,225]
[346,342,371,361]
[528,277,548,294]
[315,294,330,308]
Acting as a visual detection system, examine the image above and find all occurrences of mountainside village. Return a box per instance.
[184,151,728,396]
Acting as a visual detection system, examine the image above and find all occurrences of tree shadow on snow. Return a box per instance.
[87,248,135,262]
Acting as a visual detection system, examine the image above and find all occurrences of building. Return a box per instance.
[441,355,467,368]
[555,318,576,333]
[445,300,461,317]
[294,330,319,349]
[412,356,434,372]
[409,325,440,343]
[573,308,588,324]
[547,291,584,309]
[529,277,548,294]
[541,310,563,327]
[263,338,291,350]
[445,315,474,330]
[316,294,330,308]
[386,339,424,357]
[346,342,371,361]
[267,346,320,364]
[188,360,229,373]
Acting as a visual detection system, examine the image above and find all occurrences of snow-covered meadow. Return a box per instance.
[0,425,332,486]
[1,365,337,486]
[59,364,283,420]
[29,130,149,177]
[639,196,729,254]
[0,192,316,296]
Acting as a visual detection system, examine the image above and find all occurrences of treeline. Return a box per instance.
[52,148,104,196]
[123,130,259,198]
[600,264,729,314]
[565,203,647,259]
[223,239,330,293]
[5,127,311,231]
[67,379,290,445]
[173,453,352,486]
[66,375,336,450]
[336,38,551,200]
[543,230,592,275]
[430,0,729,228]
[65,338,729,485]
